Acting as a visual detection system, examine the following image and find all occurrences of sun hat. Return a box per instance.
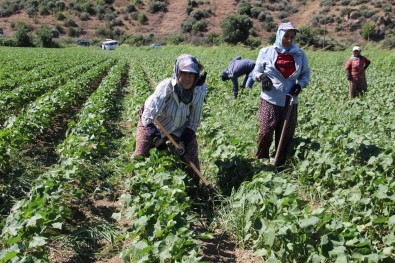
[352,46,361,51]
[278,22,299,32]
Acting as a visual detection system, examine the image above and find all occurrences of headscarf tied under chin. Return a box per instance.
[172,54,201,104]
[274,22,299,54]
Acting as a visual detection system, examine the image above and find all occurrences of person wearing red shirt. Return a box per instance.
[345,46,371,98]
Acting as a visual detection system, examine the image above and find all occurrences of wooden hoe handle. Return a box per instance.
[154,120,216,192]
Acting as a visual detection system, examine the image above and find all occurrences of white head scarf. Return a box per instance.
[273,22,299,54]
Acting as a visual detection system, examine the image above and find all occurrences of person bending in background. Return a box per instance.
[345,46,371,98]
[220,56,256,99]
[132,54,206,186]
[252,22,310,166]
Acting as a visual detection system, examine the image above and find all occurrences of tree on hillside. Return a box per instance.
[296,25,317,47]
[36,26,58,48]
[361,23,376,41]
[221,14,252,44]
[15,24,33,47]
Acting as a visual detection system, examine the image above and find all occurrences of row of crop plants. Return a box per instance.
[0,58,115,176]
[0,57,109,125]
[0,60,129,262]
[0,48,103,92]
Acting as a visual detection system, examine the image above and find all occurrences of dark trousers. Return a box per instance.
[256,98,298,162]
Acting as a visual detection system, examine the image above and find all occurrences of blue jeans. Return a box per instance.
[245,73,255,89]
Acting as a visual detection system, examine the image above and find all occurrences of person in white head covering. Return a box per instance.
[345,46,371,98]
[252,22,310,166]
[132,54,207,187]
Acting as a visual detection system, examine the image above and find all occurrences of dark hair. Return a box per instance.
[220,70,229,81]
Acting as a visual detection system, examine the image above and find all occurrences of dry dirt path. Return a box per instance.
[208,0,237,34]
[149,0,189,37]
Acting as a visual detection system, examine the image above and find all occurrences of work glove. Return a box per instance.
[176,141,186,156]
[289,84,302,96]
[196,72,207,86]
[146,123,160,138]
[152,136,167,150]
[256,73,273,91]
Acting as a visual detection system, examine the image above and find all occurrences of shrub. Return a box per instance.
[51,28,60,38]
[111,18,123,27]
[192,20,207,33]
[340,0,351,5]
[361,23,376,40]
[382,35,395,49]
[262,21,277,32]
[186,6,193,15]
[250,7,263,19]
[238,2,251,16]
[127,4,136,13]
[80,13,90,21]
[181,18,194,33]
[67,27,78,37]
[15,24,33,47]
[166,33,185,45]
[81,2,95,15]
[296,25,317,46]
[277,11,288,19]
[148,1,166,13]
[245,38,261,48]
[340,7,351,17]
[122,35,152,46]
[258,12,273,22]
[54,25,65,34]
[207,32,222,45]
[64,18,78,27]
[137,13,147,24]
[221,14,252,44]
[95,27,113,38]
[35,26,57,47]
[56,12,66,20]
[0,37,16,46]
[188,0,198,8]
[56,1,66,11]
[190,10,207,20]
[134,0,143,8]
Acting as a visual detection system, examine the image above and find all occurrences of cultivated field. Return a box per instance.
[0,45,394,262]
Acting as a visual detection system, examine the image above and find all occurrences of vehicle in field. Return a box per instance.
[76,39,90,46]
[101,40,119,50]
[150,43,163,48]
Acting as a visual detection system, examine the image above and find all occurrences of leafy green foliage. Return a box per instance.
[221,14,252,44]
[0,45,393,262]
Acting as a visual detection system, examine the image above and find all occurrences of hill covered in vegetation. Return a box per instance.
[0,0,394,49]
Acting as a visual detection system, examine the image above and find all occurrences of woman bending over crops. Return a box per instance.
[252,22,310,166]
[132,54,207,185]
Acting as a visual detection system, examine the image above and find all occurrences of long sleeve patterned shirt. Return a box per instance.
[142,78,206,137]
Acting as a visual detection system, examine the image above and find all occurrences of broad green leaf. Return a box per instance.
[29,236,47,248]
[299,216,320,229]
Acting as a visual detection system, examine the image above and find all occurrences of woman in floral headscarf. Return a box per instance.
[132,54,206,184]
[252,22,310,166]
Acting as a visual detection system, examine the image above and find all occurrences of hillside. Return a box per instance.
[0,0,394,45]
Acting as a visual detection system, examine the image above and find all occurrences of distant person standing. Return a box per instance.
[220,56,256,99]
[345,46,371,98]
